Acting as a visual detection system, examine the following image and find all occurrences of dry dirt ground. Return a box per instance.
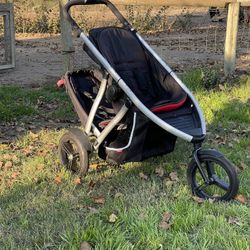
[0,23,249,86]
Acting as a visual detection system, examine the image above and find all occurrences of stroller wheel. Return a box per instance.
[58,128,91,177]
[187,149,239,201]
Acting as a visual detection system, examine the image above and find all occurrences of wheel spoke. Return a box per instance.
[206,161,215,178]
[68,158,73,170]
[195,182,210,192]
[212,175,229,191]
[62,143,73,155]
[73,153,79,160]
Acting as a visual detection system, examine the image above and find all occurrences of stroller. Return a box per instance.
[58,0,239,201]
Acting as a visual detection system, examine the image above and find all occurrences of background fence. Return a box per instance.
[0,1,249,75]
[65,4,250,75]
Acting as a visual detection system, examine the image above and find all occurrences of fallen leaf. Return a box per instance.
[164,179,174,187]
[159,211,172,230]
[74,177,81,185]
[3,154,12,161]
[169,172,179,181]
[192,196,205,204]
[23,148,33,157]
[208,198,215,204]
[29,131,39,139]
[235,194,247,204]
[159,221,172,230]
[88,207,99,214]
[228,217,241,226]
[139,172,148,180]
[12,155,18,161]
[162,212,172,223]
[0,161,3,168]
[54,176,62,185]
[93,196,105,205]
[109,213,118,223]
[4,161,13,169]
[155,166,165,177]
[80,241,91,250]
[239,162,247,170]
[11,172,20,179]
[219,84,225,91]
[89,163,98,170]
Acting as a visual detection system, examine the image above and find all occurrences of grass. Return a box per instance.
[0,73,249,249]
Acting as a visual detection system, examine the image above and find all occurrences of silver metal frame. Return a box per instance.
[80,31,206,143]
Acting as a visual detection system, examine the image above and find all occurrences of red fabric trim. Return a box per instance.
[99,120,111,127]
[57,79,65,88]
[151,96,187,113]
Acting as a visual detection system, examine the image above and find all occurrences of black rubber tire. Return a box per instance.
[187,149,239,201]
[58,128,91,177]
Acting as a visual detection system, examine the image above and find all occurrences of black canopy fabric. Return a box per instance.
[88,27,187,111]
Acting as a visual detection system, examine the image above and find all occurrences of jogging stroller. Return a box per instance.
[58,0,239,201]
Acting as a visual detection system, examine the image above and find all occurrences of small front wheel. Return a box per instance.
[187,149,239,201]
[58,128,91,177]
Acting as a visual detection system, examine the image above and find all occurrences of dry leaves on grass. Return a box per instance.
[228,217,241,226]
[155,166,165,177]
[109,213,118,223]
[4,161,13,169]
[80,241,91,250]
[93,196,105,205]
[169,171,179,182]
[159,212,172,230]
[164,178,174,188]
[74,177,81,185]
[192,196,205,204]
[239,162,247,170]
[139,172,148,180]
[54,176,62,185]
[11,171,20,179]
[235,194,247,204]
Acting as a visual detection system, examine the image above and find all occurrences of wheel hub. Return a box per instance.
[68,154,74,161]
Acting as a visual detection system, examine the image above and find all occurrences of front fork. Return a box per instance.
[192,144,210,184]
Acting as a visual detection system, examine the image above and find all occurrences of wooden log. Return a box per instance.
[224,2,240,75]
[59,0,74,72]
[3,13,11,63]
[112,0,229,7]
[0,3,15,70]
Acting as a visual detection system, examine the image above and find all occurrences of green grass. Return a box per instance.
[0,85,76,122]
[0,75,249,249]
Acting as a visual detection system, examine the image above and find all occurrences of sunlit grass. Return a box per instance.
[0,74,249,249]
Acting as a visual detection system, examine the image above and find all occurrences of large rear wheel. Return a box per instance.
[187,149,239,201]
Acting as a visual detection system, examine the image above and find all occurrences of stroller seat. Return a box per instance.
[88,27,187,113]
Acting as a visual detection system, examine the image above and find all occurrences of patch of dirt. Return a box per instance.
[0,17,249,86]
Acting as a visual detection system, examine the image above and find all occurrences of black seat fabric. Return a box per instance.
[88,27,187,111]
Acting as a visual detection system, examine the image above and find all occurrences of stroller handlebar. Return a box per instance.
[63,0,131,35]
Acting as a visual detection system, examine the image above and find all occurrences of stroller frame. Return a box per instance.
[64,0,206,147]
[59,0,239,201]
